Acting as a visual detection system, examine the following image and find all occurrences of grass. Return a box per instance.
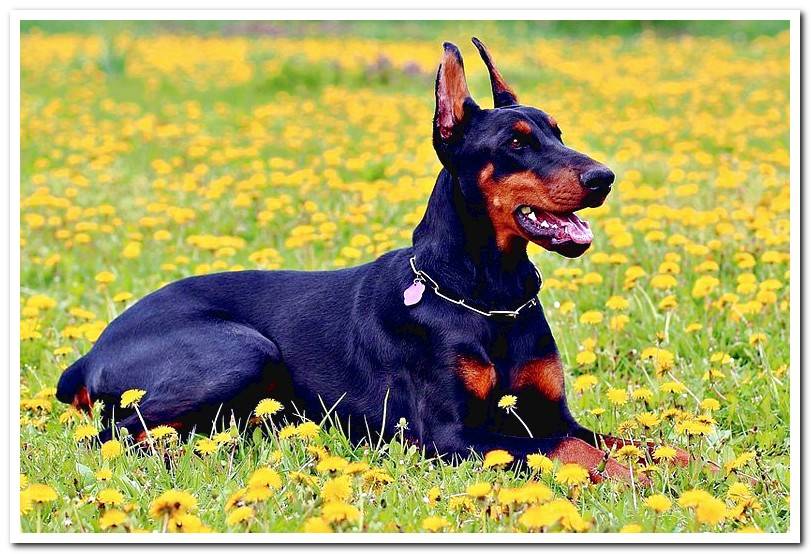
[19,21,790,534]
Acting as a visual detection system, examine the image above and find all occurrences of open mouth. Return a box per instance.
[514,205,593,258]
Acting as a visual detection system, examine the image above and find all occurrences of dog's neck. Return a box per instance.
[411,168,540,310]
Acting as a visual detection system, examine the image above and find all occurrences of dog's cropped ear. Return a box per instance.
[434,42,478,142]
[471,37,518,108]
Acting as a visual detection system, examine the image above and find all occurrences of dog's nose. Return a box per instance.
[580,167,615,194]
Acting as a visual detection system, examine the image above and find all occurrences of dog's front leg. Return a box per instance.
[434,429,639,484]
[571,427,720,474]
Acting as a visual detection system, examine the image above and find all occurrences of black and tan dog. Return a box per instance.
[57,39,689,481]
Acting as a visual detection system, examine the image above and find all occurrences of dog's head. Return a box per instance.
[433,39,614,258]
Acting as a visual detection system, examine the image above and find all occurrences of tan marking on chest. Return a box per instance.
[455,356,497,400]
[512,353,565,401]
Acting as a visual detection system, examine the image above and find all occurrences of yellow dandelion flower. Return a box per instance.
[100,440,124,460]
[579,310,603,324]
[194,438,218,456]
[95,468,113,481]
[120,389,146,408]
[678,489,714,508]
[20,490,33,515]
[605,295,629,310]
[606,388,627,406]
[636,411,660,428]
[247,467,282,490]
[322,475,353,503]
[526,453,554,474]
[695,496,727,526]
[94,271,116,285]
[149,489,198,519]
[519,503,560,530]
[573,374,598,393]
[99,509,127,530]
[576,350,597,366]
[150,425,179,442]
[422,515,450,532]
[226,505,254,526]
[483,449,514,468]
[517,482,553,504]
[302,516,333,532]
[316,455,349,473]
[344,461,370,474]
[23,483,58,504]
[615,444,643,464]
[685,322,703,333]
[296,421,320,439]
[97,488,124,506]
[727,482,754,503]
[224,488,247,511]
[653,446,677,462]
[644,494,672,513]
[465,482,492,498]
[74,424,98,442]
[112,292,133,303]
[620,523,642,533]
[700,398,721,412]
[168,513,210,533]
[555,463,590,487]
[321,501,360,524]
[255,397,283,418]
[660,381,687,394]
[631,387,654,402]
[497,395,517,409]
[724,451,756,474]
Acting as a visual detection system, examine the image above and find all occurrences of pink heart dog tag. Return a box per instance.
[403,279,426,306]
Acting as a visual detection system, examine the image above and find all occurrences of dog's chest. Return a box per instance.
[452,350,564,402]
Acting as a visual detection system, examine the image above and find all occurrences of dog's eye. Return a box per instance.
[509,135,528,149]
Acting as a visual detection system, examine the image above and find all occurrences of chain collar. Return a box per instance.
[408,256,542,319]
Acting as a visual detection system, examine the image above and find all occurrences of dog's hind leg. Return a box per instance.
[95,322,286,444]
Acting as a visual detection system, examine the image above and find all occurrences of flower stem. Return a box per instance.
[134,405,158,457]
[509,409,534,438]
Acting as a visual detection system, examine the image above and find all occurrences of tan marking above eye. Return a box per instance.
[512,353,565,401]
[547,115,558,128]
[512,120,532,135]
[456,355,497,400]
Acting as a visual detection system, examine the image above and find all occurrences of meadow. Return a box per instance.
[19,21,790,534]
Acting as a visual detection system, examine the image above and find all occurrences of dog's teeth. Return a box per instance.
[528,212,538,221]
[540,220,549,228]
[520,206,532,215]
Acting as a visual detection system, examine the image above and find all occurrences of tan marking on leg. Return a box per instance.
[550,437,639,484]
[512,353,565,401]
[71,386,92,415]
[455,356,497,400]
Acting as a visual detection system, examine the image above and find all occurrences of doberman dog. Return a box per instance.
[57,39,688,482]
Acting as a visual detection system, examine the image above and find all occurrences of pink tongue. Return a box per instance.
[545,212,593,244]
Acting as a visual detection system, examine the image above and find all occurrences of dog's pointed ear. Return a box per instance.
[471,37,518,108]
[434,42,478,142]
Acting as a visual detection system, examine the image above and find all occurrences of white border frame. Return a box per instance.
[9,9,800,544]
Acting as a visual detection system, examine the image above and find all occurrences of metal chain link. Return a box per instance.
[408,256,542,318]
